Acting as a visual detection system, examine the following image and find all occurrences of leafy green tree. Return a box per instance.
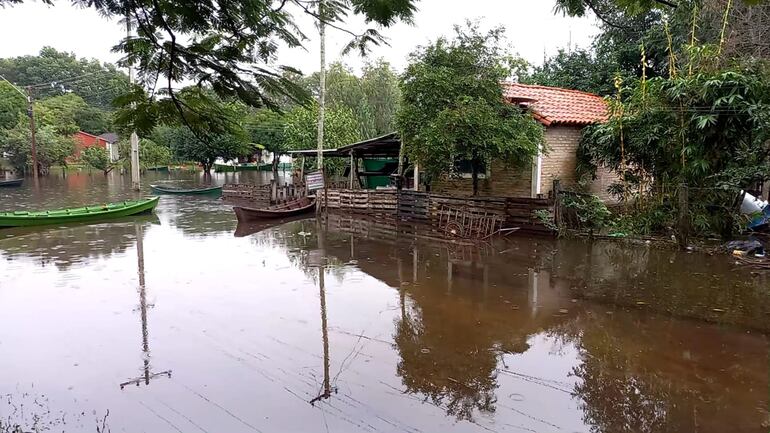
[35,93,89,135]
[0,47,129,110]
[284,103,360,174]
[301,60,401,139]
[151,125,247,174]
[246,109,288,177]
[0,82,25,131]
[73,105,112,135]
[361,59,401,136]
[81,146,116,174]
[526,48,618,95]
[397,23,544,195]
[2,0,416,137]
[0,123,74,174]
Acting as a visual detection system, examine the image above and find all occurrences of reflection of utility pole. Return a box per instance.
[120,224,170,389]
[310,219,336,405]
[310,267,333,404]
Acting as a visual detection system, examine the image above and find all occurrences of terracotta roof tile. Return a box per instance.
[503,83,608,126]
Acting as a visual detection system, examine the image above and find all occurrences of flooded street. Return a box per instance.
[1,172,768,433]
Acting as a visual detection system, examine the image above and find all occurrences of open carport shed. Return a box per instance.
[288,133,418,190]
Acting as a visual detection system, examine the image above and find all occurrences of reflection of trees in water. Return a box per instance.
[551,310,768,433]
[0,217,157,270]
[391,244,550,422]
[551,239,770,332]
[393,310,500,421]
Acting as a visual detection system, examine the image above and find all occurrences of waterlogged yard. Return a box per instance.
[0,172,768,433]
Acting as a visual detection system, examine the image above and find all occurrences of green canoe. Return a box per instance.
[0,197,160,227]
[151,184,222,195]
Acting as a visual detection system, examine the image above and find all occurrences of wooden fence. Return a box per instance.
[223,182,306,205]
[317,189,556,234]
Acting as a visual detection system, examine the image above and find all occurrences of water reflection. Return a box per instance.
[0,173,767,433]
[0,216,158,270]
[120,223,171,389]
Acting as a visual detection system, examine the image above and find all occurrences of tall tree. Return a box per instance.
[0,81,25,131]
[362,59,401,136]
[0,47,129,110]
[284,103,360,175]
[246,109,288,178]
[526,48,618,95]
[397,23,544,195]
[11,0,417,137]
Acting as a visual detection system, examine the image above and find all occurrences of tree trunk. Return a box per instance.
[471,163,480,196]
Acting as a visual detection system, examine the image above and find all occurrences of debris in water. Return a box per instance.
[558,309,569,314]
[420,348,431,354]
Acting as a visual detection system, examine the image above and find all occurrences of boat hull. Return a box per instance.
[0,179,23,187]
[214,163,267,172]
[234,198,316,222]
[0,197,160,227]
[150,185,222,195]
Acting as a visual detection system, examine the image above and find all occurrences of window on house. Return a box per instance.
[453,159,489,179]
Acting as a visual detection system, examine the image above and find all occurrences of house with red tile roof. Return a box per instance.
[433,83,618,201]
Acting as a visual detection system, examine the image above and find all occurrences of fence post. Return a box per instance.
[677,183,689,248]
[552,179,562,229]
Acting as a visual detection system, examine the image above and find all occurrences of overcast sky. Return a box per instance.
[0,1,599,75]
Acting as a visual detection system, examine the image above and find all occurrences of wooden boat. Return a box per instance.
[214,163,267,173]
[150,184,222,195]
[0,197,160,228]
[233,197,316,222]
[0,178,23,187]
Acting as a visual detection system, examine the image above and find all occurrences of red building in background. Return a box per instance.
[71,131,109,161]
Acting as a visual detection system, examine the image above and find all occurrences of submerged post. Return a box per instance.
[349,151,354,189]
[677,183,690,248]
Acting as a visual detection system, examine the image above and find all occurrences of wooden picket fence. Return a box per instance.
[223,181,307,205]
[317,189,556,234]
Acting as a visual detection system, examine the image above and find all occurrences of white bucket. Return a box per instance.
[741,191,768,215]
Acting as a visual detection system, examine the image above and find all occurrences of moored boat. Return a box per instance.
[0,197,160,228]
[0,178,23,187]
[150,184,223,195]
[214,163,267,173]
[233,197,316,222]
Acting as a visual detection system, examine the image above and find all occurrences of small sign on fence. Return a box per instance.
[306,171,325,191]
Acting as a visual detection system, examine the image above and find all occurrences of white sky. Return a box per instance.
[0,0,599,75]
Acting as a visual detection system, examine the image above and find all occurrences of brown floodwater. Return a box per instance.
[1,171,768,433]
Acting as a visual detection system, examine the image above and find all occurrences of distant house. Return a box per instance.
[433,83,617,201]
[71,131,109,161]
[98,132,120,162]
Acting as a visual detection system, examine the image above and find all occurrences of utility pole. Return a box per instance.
[127,13,141,191]
[317,0,326,169]
[26,86,40,185]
